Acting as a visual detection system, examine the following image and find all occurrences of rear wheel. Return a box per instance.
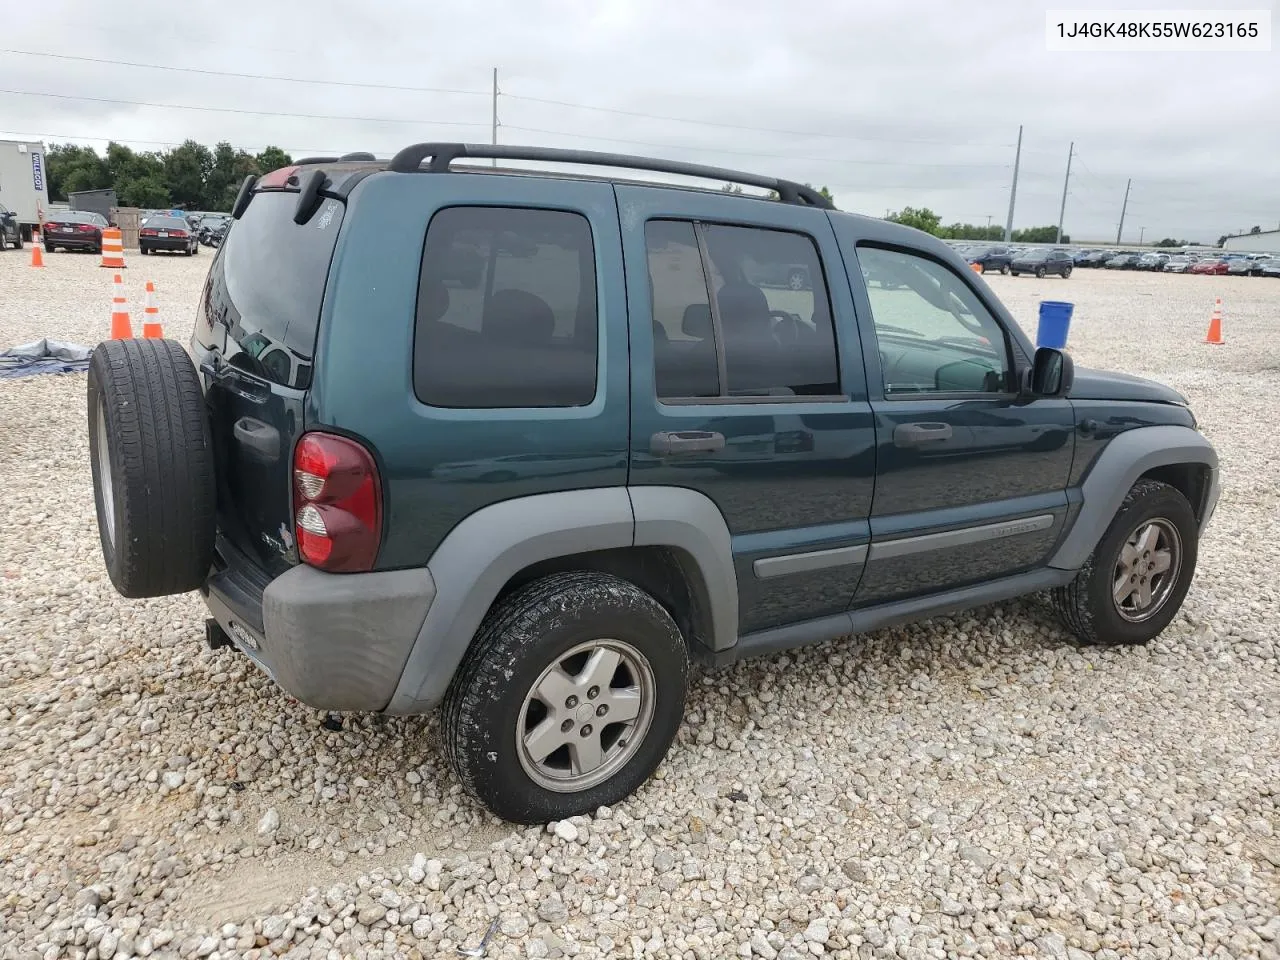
[1035,266,1047,278]
[444,571,688,823]
[88,339,216,598]
[1010,270,1019,277]
[1052,479,1198,646]
[1063,265,1072,278]
[999,264,1010,275]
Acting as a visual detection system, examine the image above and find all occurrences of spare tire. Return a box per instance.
[88,339,216,598]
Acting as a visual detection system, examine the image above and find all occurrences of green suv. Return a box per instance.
[87,144,1220,823]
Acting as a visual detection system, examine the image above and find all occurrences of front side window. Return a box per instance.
[414,206,598,409]
[645,220,840,400]
[856,246,1012,396]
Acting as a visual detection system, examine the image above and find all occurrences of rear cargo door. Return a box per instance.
[191,190,343,578]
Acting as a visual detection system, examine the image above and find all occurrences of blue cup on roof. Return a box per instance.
[1037,300,1074,350]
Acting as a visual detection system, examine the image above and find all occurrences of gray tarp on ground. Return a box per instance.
[0,339,93,380]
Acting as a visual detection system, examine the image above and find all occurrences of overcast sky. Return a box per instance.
[3,0,1276,241]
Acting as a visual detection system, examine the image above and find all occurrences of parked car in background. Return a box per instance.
[198,214,232,247]
[1258,259,1280,278]
[1010,248,1073,277]
[139,215,199,256]
[1082,249,1117,267]
[1135,253,1170,271]
[965,244,1014,274]
[1105,253,1141,269]
[1072,249,1099,265]
[1190,258,1229,275]
[1226,258,1256,276]
[1163,257,1194,273]
[0,201,23,250]
[42,210,108,253]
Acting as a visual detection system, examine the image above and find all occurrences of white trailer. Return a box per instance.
[0,139,50,242]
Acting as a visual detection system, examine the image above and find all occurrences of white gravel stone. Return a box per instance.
[1,257,1277,960]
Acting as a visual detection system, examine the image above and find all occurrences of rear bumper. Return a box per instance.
[142,238,192,251]
[203,548,435,712]
[46,235,99,249]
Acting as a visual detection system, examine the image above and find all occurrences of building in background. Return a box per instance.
[1222,230,1280,254]
[0,139,50,243]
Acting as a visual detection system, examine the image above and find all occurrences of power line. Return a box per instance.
[0,88,491,127]
[0,48,489,98]
[503,93,1015,148]
[0,46,1015,150]
[504,125,1011,169]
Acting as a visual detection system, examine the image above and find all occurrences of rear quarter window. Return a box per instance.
[197,192,345,388]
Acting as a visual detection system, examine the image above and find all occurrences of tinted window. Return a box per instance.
[857,246,1012,396]
[197,191,345,387]
[414,206,597,409]
[646,220,840,400]
[149,217,189,230]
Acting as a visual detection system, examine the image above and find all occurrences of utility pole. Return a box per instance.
[986,215,993,228]
[491,67,499,166]
[1116,178,1131,244]
[1004,125,1022,243]
[1139,226,1146,245]
[1055,141,1074,244]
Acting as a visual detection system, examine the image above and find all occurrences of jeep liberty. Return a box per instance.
[87,143,1220,823]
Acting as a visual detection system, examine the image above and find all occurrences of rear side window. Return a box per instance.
[414,206,598,408]
[200,191,344,388]
[646,220,840,400]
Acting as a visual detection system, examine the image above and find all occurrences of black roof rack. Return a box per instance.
[386,142,834,210]
[295,155,340,164]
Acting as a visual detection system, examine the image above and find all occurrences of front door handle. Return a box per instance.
[650,430,726,456]
[894,422,953,447]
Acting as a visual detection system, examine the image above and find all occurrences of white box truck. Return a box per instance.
[0,139,50,243]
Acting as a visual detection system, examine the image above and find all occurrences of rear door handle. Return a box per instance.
[650,430,726,456]
[233,417,281,461]
[894,422,953,447]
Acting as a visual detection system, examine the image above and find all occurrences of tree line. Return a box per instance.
[884,207,1069,244]
[45,141,294,213]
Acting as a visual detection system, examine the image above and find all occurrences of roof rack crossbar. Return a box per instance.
[386,142,834,209]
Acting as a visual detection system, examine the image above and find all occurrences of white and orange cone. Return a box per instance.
[141,281,163,338]
[1204,298,1224,345]
[109,274,133,339]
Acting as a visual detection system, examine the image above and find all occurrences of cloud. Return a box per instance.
[2,0,1276,239]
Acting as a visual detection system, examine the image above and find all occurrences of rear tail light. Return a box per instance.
[78,224,96,233]
[292,432,382,572]
[44,222,61,231]
[140,229,157,237]
[171,229,188,238]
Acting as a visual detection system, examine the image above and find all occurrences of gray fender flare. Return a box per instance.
[385,486,737,714]
[1049,424,1218,571]
[630,486,738,652]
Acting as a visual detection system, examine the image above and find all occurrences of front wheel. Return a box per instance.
[1010,270,1020,277]
[1052,479,1198,646]
[444,571,688,823]
[1062,266,1072,278]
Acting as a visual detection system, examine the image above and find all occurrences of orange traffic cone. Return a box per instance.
[141,281,163,338]
[970,262,984,274]
[100,227,126,269]
[1204,298,1224,345]
[29,243,44,268]
[109,274,133,339]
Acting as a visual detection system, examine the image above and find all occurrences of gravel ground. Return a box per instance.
[0,250,1276,960]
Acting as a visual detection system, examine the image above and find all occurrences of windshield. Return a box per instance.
[149,217,190,230]
[1021,250,1048,260]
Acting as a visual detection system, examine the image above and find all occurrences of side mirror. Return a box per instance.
[1024,347,1074,398]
